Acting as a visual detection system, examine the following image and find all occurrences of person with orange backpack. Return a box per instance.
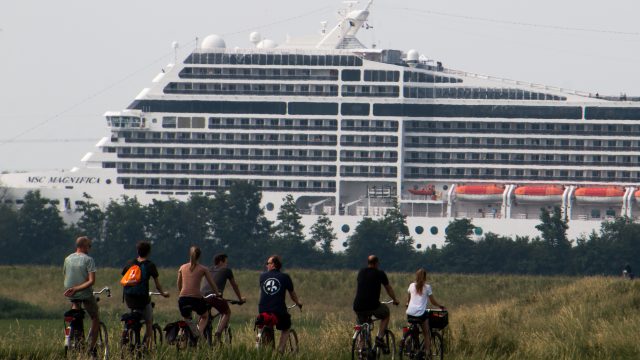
[121,241,169,345]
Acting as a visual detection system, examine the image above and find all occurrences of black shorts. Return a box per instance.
[274,312,292,331]
[178,297,208,318]
[355,303,390,324]
[407,312,429,323]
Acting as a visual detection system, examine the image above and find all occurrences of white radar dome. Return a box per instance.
[249,32,262,45]
[201,34,226,49]
[256,39,278,49]
[406,49,419,62]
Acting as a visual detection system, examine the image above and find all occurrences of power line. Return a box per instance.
[0,138,97,144]
[0,7,332,148]
[395,7,640,36]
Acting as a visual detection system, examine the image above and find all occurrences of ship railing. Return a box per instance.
[430,65,596,98]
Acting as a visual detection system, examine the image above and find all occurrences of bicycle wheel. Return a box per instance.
[256,327,275,350]
[351,330,369,360]
[399,334,414,360]
[429,331,443,360]
[376,330,396,359]
[119,328,135,358]
[96,322,109,360]
[152,324,163,348]
[286,329,299,354]
[176,328,189,351]
[223,326,232,345]
[203,321,213,346]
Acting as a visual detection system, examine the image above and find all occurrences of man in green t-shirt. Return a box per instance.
[63,236,100,356]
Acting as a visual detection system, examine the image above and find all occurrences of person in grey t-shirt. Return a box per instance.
[63,236,100,354]
[201,253,246,343]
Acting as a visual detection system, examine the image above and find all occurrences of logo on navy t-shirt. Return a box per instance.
[262,278,281,295]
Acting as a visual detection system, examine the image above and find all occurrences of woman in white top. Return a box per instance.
[406,268,445,355]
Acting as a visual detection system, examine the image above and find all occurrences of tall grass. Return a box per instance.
[0,266,637,359]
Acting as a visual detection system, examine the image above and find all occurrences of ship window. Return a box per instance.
[162,117,177,128]
[342,70,361,81]
[341,103,370,116]
[289,102,338,115]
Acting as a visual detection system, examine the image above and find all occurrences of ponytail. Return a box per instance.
[415,268,427,295]
[189,246,201,271]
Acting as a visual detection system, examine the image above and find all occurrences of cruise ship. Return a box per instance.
[2,0,640,249]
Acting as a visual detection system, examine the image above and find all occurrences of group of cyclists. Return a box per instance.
[63,236,444,357]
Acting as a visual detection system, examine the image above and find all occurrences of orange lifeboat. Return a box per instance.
[514,185,564,203]
[455,184,504,202]
[408,184,436,196]
[574,187,625,204]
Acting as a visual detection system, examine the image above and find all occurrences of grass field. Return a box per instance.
[0,265,639,359]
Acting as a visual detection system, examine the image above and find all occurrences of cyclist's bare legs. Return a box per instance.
[377,315,390,339]
[197,312,209,337]
[143,319,153,347]
[421,320,430,354]
[88,314,100,350]
[278,329,290,353]
[215,310,231,337]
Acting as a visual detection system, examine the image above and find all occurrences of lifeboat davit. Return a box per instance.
[455,184,504,202]
[408,184,436,196]
[574,187,625,204]
[514,185,564,203]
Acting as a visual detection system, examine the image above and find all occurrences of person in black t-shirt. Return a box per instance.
[121,241,169,345]
[201,253,246,343]
[258,255,302,354]
[353,255,399,351]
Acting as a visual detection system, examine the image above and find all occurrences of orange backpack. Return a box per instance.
[120,264,142,287]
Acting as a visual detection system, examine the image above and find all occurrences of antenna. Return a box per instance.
[172,41,179,64]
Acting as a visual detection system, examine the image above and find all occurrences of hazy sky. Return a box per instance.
[1,0,639,171]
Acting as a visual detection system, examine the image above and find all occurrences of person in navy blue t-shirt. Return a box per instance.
[258,255,302,353]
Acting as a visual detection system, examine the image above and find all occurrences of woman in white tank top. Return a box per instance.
[406,268,445,355]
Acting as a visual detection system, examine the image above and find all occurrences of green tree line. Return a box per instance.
[0,182,637,275]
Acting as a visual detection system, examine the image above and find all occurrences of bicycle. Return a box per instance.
[255,303,300,353]
[202,293,245,346]
[63,286,111,359]
[352,300,396,360]
[399,309,448,360]
[119,292,165,358]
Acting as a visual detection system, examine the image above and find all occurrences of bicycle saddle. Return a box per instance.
[120,312,144,323]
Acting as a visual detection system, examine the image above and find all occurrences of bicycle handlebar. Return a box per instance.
[381,299,394,304]
[93,287,111,297]
[203,293,245,305]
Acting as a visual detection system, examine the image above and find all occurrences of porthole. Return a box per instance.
[416,243,422,249]
[430,226,438,235]
[474,227,483,236]
[152,118,158,123]
[442,185,449,190]
[341,224,350,233]
[415,226,424,235]
[106,179,112,185]
[342,242,348,247]
[266,202,275,211]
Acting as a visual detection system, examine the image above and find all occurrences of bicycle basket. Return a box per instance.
[428,310,449,329]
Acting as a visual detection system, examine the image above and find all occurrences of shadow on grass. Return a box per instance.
[0,296,55,319]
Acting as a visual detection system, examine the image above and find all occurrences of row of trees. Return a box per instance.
[0,182,637,275]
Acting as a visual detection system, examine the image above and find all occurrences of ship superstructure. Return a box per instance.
[3,0,640,247]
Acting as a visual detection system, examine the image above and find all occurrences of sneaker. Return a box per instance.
[375,337,390,354]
